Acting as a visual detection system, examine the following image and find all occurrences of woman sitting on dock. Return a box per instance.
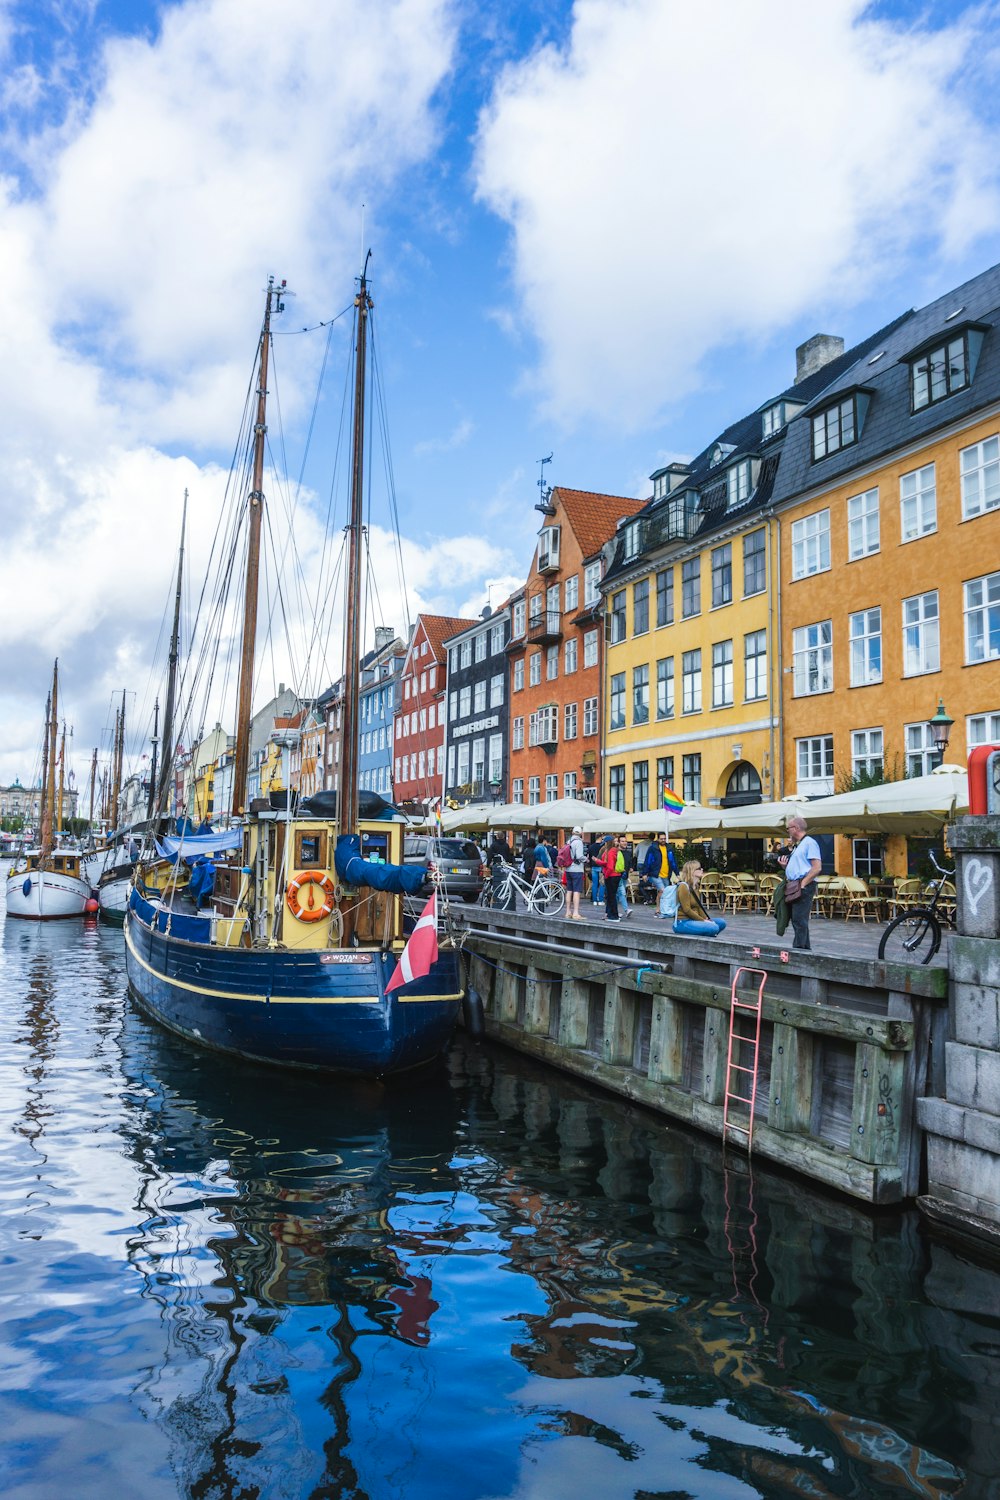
[673,861,727,938]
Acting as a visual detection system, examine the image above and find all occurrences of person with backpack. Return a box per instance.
[600,836,626,922]
[587,835,605,906]
[673,860,727,937]
[616,835,633,918]
[643,832,679,918]
[555,825,587,920]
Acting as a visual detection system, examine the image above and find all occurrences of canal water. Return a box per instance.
[2,902,998,1500]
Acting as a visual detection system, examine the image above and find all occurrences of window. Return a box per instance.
[564,637,578,673]
[681,559,700,618]
[610,591,627,644]
[633,760,649,813]
[449,646,459,674]
[633,579,649,635]
[460,640,472,669]
[682,753,701,803]
[564,702,578,740]
[530,707,558,746]
[743,528,766,597]
[910,334,969,411]
[797,735,834,795]
[960,435,1000,519]
[537,526,560,570]
[528,776,540,805]
[475,631,487,662]
[792,621,833,696]
[529,652,541,687]
[762,401,789,438]
[682,649,702,713]
[564,574,579,611]
[656,757,675,805]
[968,711,1000,746]
[547,582,560,616]
[900,464,936,542]
[609,765,626,812]
[513,658,524,692]
[744,630,767,700]
[563,771,578,797]
[583,629,599,668]
[459,685,472,717]
[711,543,732,607]
[712,640,734,707]
[656,567,674,626]
[848,608,882,687]
[473,681,486,714]
[633,664,649,725]
[812,395,857,460]
[584,560,602,606]
[905,722,937,777]
[656,657,674,719]
[546,645,559,680]
[491,623,504,654]
[512,599,526,637]
[529,592,543,624]
[965,570,1000,664]
[791,510,831,579]
[512,777,524,804]
[903,591,940,676]
[583,697,599,735]
[490,673,504,707]
[853,840,884,879]
[852,727,884,779]
[610,673,626,730]
[512,716,524,750]
[449,690,457,721]
[456,741,470,784]
[622,520,642,559]
[847,487,879,559]
[726,460,752,508]
[545,773,558,801]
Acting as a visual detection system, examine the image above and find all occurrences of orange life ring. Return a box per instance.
[286,870,336,922]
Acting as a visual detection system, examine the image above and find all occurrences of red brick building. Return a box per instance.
[393,612,476,808]
[507,486,643,808]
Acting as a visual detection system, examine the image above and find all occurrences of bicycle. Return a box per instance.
[478,859,566,917]
[877,851,954,965]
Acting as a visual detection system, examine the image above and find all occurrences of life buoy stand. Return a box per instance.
[286,870,336,922]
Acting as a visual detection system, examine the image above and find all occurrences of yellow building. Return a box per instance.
[774,273,1000,875]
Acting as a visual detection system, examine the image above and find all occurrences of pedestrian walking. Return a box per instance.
[778,816,822,950]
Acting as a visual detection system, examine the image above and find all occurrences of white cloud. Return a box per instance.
[474,0,1000,429]
[414,417,474,454]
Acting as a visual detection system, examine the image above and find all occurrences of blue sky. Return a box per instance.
[1,0,999,786]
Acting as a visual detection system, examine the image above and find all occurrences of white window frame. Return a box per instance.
[796,734,834,796]
[960,434,1000,520]
[967,710,1000,747]
[792,620,833,696]
[849,607,882,687]
[681,649,702,714]
[712,640,734,707]
[902,590,940,677]
[512,716,524,751]
[564,636,578,674]
[512,599,526,638]
[529,652,541,687]
[899,463,937,542]
[513,658,524,692]
[583,696,599,736]
[564,702,578,740]
[964,570,1000,665]
[744,630,766,701]
[791,510,831,580]
[851,727,884,780]
[583,629,599,668]
[847,487,880,560]
[564,574,579,611]
[584,560,602,606]
[905,721,937,777]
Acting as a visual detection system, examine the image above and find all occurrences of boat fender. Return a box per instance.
[22,877,31,896]
[286,870,336,922]
[462,987,485,1039]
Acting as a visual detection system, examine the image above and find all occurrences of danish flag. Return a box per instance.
[385,893,439,994]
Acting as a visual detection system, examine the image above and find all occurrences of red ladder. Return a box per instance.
[723,966,767,1152]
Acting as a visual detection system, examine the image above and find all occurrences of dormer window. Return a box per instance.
[710,442,735,467]
[909,327,984,412]
[622,519,642,559]
[652,470,668,501]
[726,460,753,508]
[811,389,872,462]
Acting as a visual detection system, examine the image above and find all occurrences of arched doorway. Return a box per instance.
[721,762,762,807]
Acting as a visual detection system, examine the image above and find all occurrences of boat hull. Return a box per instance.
[123,894,463,1075]
[98,864,135,925]
[6,868,91,919]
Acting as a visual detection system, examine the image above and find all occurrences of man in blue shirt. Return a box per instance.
[782,816,823,950]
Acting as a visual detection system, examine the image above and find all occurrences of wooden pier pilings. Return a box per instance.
[455,908,949,1206]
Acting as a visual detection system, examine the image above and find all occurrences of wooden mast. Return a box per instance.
[39,689,51,842]
[110,692,125,831]
[339,258,372,839]
[40,661,58,859]
[88,749,98,832]
[57,722,66,835]
[157,492,187,821]
[147,699,159,822]
[231,280,285,819]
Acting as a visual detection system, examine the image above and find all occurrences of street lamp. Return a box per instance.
[490,778,503,804]
[928,699,955,767]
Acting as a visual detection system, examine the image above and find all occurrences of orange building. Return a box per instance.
[507,486,643,809]
[773,266,1000,874]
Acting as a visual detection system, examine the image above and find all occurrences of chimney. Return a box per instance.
[796,333,845,383]
[374,625,394,651]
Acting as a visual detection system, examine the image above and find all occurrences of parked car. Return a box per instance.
[402,836,486,901]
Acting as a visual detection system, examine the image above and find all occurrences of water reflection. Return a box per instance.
[0,905,997,1499]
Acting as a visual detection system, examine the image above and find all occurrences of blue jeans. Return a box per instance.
[649,875,670,915]
[618,881,629,915]
[673,916,726,936]
[591,871,603,903]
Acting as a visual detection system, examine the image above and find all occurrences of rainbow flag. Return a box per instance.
[662,785,684,816]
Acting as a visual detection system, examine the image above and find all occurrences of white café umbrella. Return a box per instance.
[805,765,968,837]
[532,797,619,830]
[618,803,724,837]
[714,800,810,837]
[439,803,493,833]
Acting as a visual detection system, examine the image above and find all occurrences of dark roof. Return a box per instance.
[603,310,913,582]
[771,260,1000,505]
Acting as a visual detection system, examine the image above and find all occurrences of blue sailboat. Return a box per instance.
[124,268,464,1074]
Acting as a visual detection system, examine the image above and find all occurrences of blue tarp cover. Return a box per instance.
[158,830,242,858]
[335,834,425,895]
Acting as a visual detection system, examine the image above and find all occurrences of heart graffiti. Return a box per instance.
[963,858,993,918]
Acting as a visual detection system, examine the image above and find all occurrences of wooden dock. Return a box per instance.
[453,902,948,1206]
